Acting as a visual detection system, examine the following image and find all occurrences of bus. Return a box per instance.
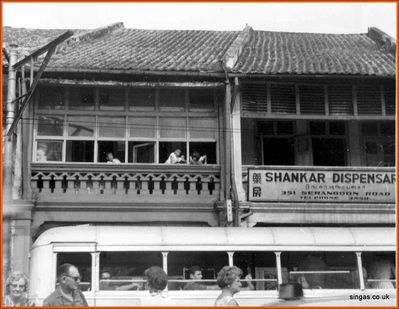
[29,225,396,306]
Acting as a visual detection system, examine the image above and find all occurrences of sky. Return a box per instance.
[3,2,397,38]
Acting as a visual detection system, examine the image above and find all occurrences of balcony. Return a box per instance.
[31,163,221,204]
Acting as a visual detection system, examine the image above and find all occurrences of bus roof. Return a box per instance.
[32,225,395,251]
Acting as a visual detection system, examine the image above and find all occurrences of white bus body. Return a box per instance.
[29,225,396,306]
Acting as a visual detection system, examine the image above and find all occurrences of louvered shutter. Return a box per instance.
[270,84,296,114]
[357,85,382,115]
[385,85,396,115]
[328,85,353,115]
[299,85,325,114]
[241,84,267,112]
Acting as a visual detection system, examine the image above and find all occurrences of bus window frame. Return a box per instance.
[53,246,396,294]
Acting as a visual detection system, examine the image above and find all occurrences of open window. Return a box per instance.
[56,252,92,292]
[99,251,162,291]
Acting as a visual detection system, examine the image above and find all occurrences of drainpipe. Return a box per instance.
[219,61,238,226]
[3,43,18,279]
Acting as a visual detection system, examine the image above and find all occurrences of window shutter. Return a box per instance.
[357,85,382,115]
[241,84,267,112]
[385,85,396,115]
[328,85,353,115]
[299,85,325,114]
[270,84,296,114]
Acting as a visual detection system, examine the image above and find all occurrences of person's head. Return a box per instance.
[6,271,29,300]
[174,149,182,156]
[106,152,114,161]
[57,263,81,293]
[36,144,48,161]
[144,266,168,292]
[216,266,243,294]
[101,272,111,280]
[191,151,200,160]
[189,266,203,280]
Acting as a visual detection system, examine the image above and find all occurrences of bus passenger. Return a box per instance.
[100,271,141,291]
[139,266,176,306]
[214,266,245,306]
[298,254,327,289]
[367,254,395,289]
[183,266,219,290]
[43,263,88,306]
[3,271,34,306]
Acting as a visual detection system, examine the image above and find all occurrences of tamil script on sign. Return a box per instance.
[248,168,395,203]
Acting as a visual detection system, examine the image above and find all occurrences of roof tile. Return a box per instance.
[233,30,395,76]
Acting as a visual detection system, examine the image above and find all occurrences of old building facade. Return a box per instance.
[2,23,395,292]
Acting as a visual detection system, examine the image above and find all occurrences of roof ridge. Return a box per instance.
[224,25,253,69]
[55,22,124,54]
[367,27,396,54]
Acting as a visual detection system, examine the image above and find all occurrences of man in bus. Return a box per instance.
[43,263,88,306]
[183,266,220,290]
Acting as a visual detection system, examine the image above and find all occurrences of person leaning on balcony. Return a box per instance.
[106,152,121,164]
[189,151,207,165]
[3,271,35,306]
[165,149,186,164]
[43,263,88,306]
[36,144,48,162]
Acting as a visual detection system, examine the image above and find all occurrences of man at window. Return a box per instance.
[189,151,207,165]
[165,149,186,164]
[183,266,219,290]
[106,152,121,164]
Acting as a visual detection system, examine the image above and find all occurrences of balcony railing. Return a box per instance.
[31,163,220,203]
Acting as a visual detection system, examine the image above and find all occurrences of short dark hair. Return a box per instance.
[144,266,168,291]
[189,266,202,275]
[216,266,242,288]
[57,263,74,280]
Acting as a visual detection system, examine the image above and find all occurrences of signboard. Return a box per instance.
[248,168,395,203]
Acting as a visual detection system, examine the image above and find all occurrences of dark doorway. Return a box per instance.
[312,138,347,166]
[263,138,294,165]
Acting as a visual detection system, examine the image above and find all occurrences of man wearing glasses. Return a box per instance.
[43,263,88,306]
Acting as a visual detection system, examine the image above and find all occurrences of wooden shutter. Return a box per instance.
[241,83,267,112]
[384,85,396,115]
[270,84,296,114]
[357,85,382,115]
[299,85,325,115]
[328,85,353,115]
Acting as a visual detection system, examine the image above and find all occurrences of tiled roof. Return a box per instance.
[233,30,396,76]
[2,26,77,60]
[47,28,239,72]
[3,25,395,76]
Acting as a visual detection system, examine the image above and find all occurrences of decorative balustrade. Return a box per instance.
[31,163,220,203]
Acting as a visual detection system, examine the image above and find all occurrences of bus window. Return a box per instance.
[281,252,358,289]
[361,252,396,289]
[57,252,92,292]
[99,252,162,291]
[167,252,228,290]
[234,252,277,291]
